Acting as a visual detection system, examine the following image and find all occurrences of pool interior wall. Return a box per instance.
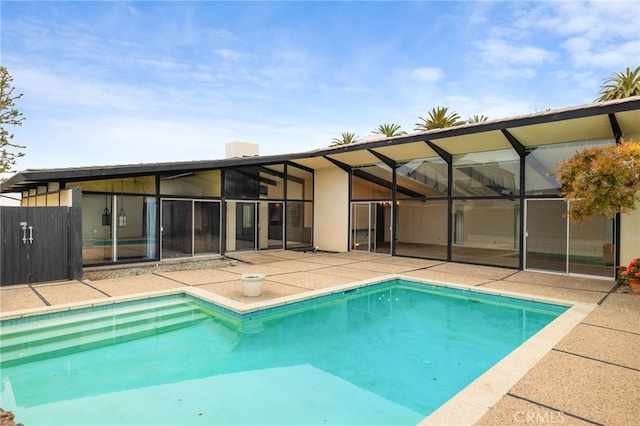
[0,277,593,426]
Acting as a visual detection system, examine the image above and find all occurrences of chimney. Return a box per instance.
[225,141,259,158]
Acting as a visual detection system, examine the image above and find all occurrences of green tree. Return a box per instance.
[372,123,407,137]
[556,139,640,221]
[595,66,640,102]
[331,132,360,146]
[1,66,25,174]
[467,114,489,123]
[414,106,464,130]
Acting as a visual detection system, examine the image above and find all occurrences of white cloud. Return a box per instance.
[214,49,245,61]
[476,38,555,66]
[563,38,640,68]
[410,67,443,82]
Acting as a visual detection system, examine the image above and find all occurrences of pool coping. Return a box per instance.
[0,274,596,425]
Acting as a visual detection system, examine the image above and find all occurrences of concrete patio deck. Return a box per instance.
[1,250,638,425]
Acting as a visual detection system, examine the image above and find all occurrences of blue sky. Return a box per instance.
[2,0,639,174]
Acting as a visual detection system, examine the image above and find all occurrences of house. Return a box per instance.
[2,97,639,284]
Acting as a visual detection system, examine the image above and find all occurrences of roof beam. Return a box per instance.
[425,141,452,164]
[368,149,396,168]
[323,156,351,173]
[501,129,526,157]
[608,113,623,143]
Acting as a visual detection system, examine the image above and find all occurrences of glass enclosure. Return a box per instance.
[525,139,614,196]
[525,199,614,277]
[224,166,285,199]
[451,199,520,267]
[82,194,157,264]
[395,199,448,260]
[453,149,519,197]
[350,202,391,254]
[226,201,257,252]
[160,170,221,197]
[352,164,393,200]
[396,158,448,198]
[286,201,313,248]
[161,199,220,259]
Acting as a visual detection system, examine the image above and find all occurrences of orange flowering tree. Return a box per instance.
[556,139,640,221]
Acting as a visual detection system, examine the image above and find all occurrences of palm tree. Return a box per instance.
[330,132,360,146]
[414,106,465,130]
[467,115,489,124]
[372,123,407,137]
[595,66,640,102]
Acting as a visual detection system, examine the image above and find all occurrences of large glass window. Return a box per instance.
[451,199,520,267]
[287,165,313,201]
[225,166,285,199]
[396,158,448,198]
[453,149,519,197]
[116,195,157,261]
[160,170,221,197]
[82,194,157,264]
[525,139,614,195]
[395,200,448,260]
[352,163,393,200]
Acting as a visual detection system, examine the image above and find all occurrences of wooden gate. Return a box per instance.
[1,195,82,286]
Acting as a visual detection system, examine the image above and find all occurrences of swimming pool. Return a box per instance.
[1,278,574,425]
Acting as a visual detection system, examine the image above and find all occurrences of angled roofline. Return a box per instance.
[2,96,639,193]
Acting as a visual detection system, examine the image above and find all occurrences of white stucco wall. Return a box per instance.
[620,208,640,265]
[313,167,349,252]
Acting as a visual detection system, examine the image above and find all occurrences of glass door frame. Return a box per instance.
[160,198,221,260]
[225,200,285,252]
[350,201,392,254]
[524,198,615,278]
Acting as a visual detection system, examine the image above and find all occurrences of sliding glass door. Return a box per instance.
[161,199,220,259]
[226,201,285,252]
[350,202,391,254]
[525,199,614,277]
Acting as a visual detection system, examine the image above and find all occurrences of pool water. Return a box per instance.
[0,279,567,425]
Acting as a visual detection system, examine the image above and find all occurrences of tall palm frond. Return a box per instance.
[596,66,640,102]
[330,132,360,146]
[414,106,465,130]
[467,115,489,123]
[372,123,407,137]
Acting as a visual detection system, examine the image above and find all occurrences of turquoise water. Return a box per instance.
[0,279,567,425]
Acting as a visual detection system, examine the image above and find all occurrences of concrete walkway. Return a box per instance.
[1,250,638,425]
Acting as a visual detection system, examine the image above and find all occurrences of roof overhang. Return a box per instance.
[2,96,639,194]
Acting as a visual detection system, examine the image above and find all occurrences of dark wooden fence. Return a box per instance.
[1,188,82,286]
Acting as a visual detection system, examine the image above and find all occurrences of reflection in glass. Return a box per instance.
[225,166,284,199]
[160,170,221,197]
[352,164,393,200]
[525,139,614,195]
[396,158,448,198]
[453,150,519,197]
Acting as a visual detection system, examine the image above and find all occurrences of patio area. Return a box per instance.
[1,250,638,425]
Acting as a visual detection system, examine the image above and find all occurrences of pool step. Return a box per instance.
[0,300,210,368]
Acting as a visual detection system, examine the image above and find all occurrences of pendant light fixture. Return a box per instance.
[101,195,111,226]
[117,178,127,228]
